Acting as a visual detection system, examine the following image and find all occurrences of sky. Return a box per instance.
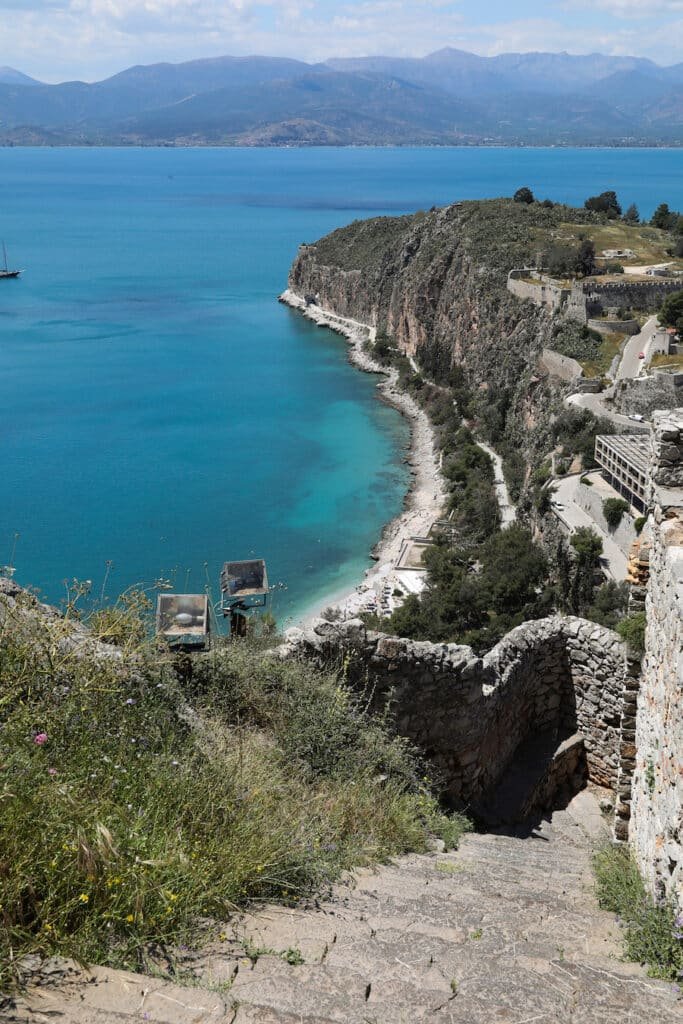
[1,0,682,83]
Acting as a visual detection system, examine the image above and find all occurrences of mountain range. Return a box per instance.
[1,49,682,146]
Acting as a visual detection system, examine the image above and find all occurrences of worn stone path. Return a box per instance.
[6,792,681,1024]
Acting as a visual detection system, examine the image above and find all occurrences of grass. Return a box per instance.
[0,588,469,990]
[558,221,681,268]
[650,353,683,372]
[580,332,626,378]
[593,845,683,981]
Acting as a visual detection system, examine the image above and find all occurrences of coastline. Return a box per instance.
[279,288,447,624]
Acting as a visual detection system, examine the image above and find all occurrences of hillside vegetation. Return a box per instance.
[0,583,466,989]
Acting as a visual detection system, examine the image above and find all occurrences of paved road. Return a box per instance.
[550,474,628,580]
[616,314,659,380]
[476,439,517,527]
[566,391,649,430]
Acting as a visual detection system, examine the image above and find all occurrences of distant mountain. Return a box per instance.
[0,50,681,146]
[0,66,41,87]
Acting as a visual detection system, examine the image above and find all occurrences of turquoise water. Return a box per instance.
[1,147,682,623]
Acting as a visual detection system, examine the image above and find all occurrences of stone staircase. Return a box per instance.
[6,792,680,1024]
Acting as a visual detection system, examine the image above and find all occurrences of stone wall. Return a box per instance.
[540,348,583,382]
[281,615,625,810]
[568,278,681,324]
[587,318,640,336]
[630,411,683,907]
[507,271,569,312]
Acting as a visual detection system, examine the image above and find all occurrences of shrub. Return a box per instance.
[603,497,630,529]
[593,845,683,981]
[634,515,647,534]
[617,612,646,653]
[0,593,469,988]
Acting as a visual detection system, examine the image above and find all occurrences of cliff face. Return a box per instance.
[290,201,562,398]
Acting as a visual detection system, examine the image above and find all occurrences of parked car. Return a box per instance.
[638,351,645,359]
[628,413,645,422]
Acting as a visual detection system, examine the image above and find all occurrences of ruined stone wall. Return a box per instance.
[281,615,625,809]
[507,271,569,312]
[630,410,683,908]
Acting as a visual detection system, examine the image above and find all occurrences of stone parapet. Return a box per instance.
[280,615,625,810]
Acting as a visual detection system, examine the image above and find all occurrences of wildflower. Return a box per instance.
[48,767,57,776]
[126,914,134,923]
[34,732,48,746]
[78,893,89,904]
[125,698,136,706]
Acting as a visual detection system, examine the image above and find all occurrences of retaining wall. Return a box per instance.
[540,348,583,382]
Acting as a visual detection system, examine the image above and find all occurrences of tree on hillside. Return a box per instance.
[651,202,678,231]
[623,203,639,225]
[660,290,683,335]
[585,191,621,219]
[513,187,534,205]
[575,238,596,276]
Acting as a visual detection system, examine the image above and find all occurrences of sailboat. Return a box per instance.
[0,242,21,279]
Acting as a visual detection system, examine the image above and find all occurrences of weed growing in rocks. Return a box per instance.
[593,845,683,981]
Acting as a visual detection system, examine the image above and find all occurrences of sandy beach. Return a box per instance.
[279,288,447,623]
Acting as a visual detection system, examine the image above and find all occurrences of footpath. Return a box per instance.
[7,791,680,1024]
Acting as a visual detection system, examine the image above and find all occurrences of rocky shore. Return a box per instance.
[278,288,447,622]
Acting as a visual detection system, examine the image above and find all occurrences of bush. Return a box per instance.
[0,593,469,988]
[603,497,630,529]
[634,515,647,534]
[593,845,683,981]
[617,612,646,653]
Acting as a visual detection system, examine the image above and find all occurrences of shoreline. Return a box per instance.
[279,288,447,624]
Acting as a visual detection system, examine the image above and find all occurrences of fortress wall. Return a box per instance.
[506,272,568,312]
[630,411,683,908]
[280,615,625,808]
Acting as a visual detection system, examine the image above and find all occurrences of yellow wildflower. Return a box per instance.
[125,914,134,923]
[78,893,89,904]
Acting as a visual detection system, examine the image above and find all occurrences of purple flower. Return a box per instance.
[34,732,48,746]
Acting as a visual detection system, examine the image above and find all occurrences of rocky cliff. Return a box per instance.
[288,199,598,479]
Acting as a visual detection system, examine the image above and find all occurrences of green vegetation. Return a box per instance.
[379,525,550,654]
[0,590,468,989]
[617,612,647,653]
[584,191,621,219]
[660,290,683,336]
[513,186,534,205]
[593,845,683,981]
[603,497,630,530]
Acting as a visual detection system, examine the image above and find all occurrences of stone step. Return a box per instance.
[7,793,681,1024]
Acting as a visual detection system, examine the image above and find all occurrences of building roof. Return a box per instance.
[595,433,650,474]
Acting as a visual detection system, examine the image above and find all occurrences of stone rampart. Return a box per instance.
[568,278,680,323]
[281,615,625,810]
[507,271,569,312]
[630,411,683,908]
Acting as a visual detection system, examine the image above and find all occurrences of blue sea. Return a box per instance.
[1,147,682,625]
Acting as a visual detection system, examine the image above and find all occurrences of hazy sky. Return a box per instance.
[2,0,682,82]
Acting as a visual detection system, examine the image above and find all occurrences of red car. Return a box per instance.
[638,352,645,359]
